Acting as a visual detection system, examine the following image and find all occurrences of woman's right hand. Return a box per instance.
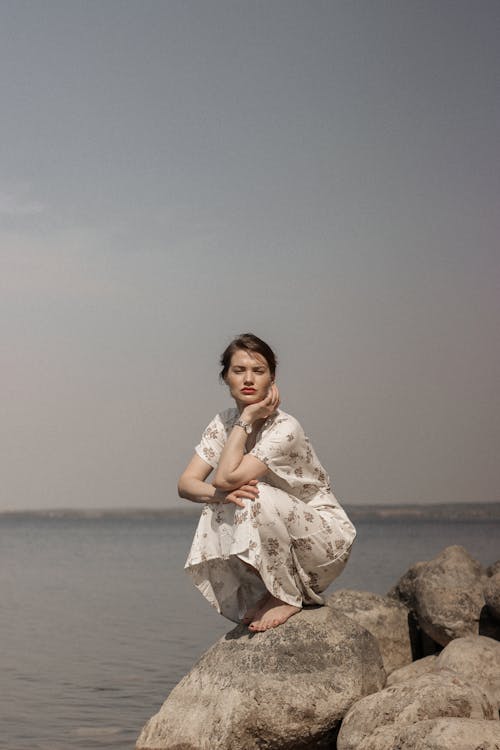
[214,479,260,508]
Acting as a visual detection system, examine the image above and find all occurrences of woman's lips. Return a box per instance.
[241,388,256,393]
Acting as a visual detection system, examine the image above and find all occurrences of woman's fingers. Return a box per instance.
[235,488,259,499]
[228,496,246,508]
[240,482,259,492]
[273,383,280,405]
[268,383,280,411]
[223,484,259,507]
[224,492,245,507]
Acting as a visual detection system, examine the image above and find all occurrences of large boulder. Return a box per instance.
[487,561,500,577]
[326,589,413,674]
[351,717,500,750]
[386,654,437,686]
[389,545,486,646]
[337,670,497,750]
[484,572,500,622]
[136,606,385,750]
[435,635,500,709]
[388,560,426,607]
[386,635,500,707]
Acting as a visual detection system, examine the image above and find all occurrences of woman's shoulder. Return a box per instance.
[198,408,237,448]
[270,407,297,424]
[207,407,239,432]
[265,409,304,437]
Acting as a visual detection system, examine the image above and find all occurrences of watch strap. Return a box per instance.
[234,419,252,434]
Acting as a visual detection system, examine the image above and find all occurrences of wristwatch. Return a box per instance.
[234,419,253,435]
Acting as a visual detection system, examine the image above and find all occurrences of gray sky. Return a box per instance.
[1,0,499,509]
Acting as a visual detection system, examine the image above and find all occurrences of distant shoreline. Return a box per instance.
[1,502,499,522]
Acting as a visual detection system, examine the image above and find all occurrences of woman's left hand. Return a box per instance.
[242,382,281,424]
[221,479,260,508]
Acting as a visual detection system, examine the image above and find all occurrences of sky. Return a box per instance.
[1,0,499,510]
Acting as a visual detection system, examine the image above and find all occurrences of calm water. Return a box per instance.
[1,513,498,750]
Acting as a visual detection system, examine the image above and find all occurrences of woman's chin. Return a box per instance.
[234,394,260,408]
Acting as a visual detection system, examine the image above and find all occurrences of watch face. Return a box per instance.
[235,420,252,434]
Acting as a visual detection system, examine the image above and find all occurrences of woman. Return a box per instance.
[178,333,356,632]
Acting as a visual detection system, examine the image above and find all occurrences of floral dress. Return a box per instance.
[185,407,356,623]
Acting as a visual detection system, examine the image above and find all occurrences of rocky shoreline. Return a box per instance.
[136,545,500,749]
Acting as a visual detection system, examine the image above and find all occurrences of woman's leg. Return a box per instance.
[185,483,354,627]
[238,484,355,630]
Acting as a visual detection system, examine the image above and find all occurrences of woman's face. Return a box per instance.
[225,349,273,409]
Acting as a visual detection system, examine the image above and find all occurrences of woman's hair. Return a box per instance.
[219,333,277,382]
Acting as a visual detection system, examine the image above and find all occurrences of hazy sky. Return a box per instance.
[1,1,499,509]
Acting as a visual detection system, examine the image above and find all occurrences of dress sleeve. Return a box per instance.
[249,415,301,473]
[194,414,225,469]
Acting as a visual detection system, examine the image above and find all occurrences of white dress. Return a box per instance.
[185,407,356,623]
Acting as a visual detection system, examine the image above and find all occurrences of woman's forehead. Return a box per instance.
[230,349,268,367]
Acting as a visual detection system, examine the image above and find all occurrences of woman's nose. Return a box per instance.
[244,372,254,383]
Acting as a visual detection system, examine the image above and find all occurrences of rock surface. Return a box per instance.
[326,589,413,675]
[389,545,486,646]
[137,546,500,749]
[487,561,500,578]
[136,606,385,750]
[485,572,500,622]
[352,718,500,750]
[434,635,500,708]
[385,654,437,686]
[388,560,426,607]
[337,670,497,750]
[386,635,500,706]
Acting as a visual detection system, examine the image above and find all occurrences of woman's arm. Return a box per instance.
[177,454,220,503]
[211,428,267,491]
[178,454,259,507]
[213,384,280,491]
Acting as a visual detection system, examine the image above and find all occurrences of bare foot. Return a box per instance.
[241,593,271,625]
[248,595,301,632]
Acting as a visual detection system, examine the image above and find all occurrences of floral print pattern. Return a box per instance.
[186,408,356,623]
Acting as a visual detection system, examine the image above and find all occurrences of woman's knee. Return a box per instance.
[250,483,296,526]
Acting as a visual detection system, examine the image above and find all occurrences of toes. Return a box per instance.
[248,604,300,631]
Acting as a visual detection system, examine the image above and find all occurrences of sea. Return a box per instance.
[1,510,498,750]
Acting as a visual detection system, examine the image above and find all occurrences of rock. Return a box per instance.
[480,559,500,637]
[434,635,500,709]
[386,654,437,686]
[387,560,426,607]
[326,589,413,675]
[387,561,442,657]
[484,572,500,621]
[336,670,497,750]
[354,718,500,750]
[389,545,486,646]
[410,546,485,646]
[136,606,386,750]
[487,560,500,578]
[387,636,500,708]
